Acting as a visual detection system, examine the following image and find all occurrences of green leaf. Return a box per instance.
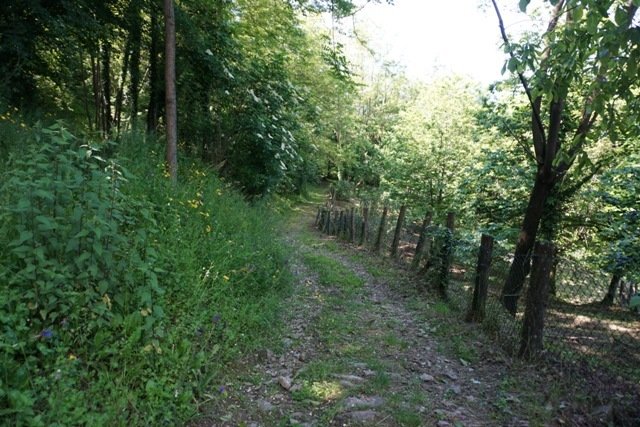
[614,7,628,26]
[586,12,599,34]
[573,6,583,21]
[519,0,530,12]
[10,230,33,247]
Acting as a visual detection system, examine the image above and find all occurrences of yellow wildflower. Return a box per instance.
[102,294,112,310]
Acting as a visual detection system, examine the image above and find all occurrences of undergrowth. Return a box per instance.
[0,122,290,425]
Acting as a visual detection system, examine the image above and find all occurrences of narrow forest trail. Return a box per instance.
[191,195,583,427]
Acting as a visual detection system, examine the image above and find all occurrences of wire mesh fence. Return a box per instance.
[313,202,640,383]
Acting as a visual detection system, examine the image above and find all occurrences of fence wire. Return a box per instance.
[314,203,640,385]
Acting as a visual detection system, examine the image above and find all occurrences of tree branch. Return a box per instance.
[491,0,547,160]
[543,98,564,180]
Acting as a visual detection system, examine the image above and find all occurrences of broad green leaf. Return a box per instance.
[614,7,628,26]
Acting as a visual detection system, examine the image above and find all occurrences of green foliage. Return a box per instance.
[584,155,640,280]
[0,123,290,425]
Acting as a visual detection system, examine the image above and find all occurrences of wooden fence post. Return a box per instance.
[317,208,324,230]
[323,209,331,234]
[390,205,407,258]
[411,211,432,270]
[374,205,388,253]
[466,234,494,323]
[360,205,369,246]
[338,210,344,237]
[436,212,455,299]
[349,207,356,243]
[519,241,554,359]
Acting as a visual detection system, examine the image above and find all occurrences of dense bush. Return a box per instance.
[0,123,290,425]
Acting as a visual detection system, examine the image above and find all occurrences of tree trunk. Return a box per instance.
[91,54,101,131]
[600,273,622,307]
[147,9,162,133]
[101,41,113,136]
[79,50,93,130]
[519,241,554,359]
[128,1,142,126]
[114,39,131,135]
[466,234,494,323]
[164,0,178,183]
[501,173,554,315]
[390,205,407,258]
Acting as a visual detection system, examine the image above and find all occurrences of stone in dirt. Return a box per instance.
[420,373,435,382]
[343,396,385,409]
[256,399,275,412]
[444,371,458,381]
[448,385,462,395]
[278,376,292,390]
[349,410,377,421]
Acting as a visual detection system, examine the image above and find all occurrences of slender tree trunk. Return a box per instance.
[114,39,131,135]
[600,274,622,307]
[164,0,177,183]
[501,172,555,315]
[79,50,93,130]
[129,1,142,126]
[101,41,112,136]
[91,54,101,130]
[519,241,554,359]
[147,9,162,133]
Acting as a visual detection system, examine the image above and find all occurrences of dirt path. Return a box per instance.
[191,201,584,426]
